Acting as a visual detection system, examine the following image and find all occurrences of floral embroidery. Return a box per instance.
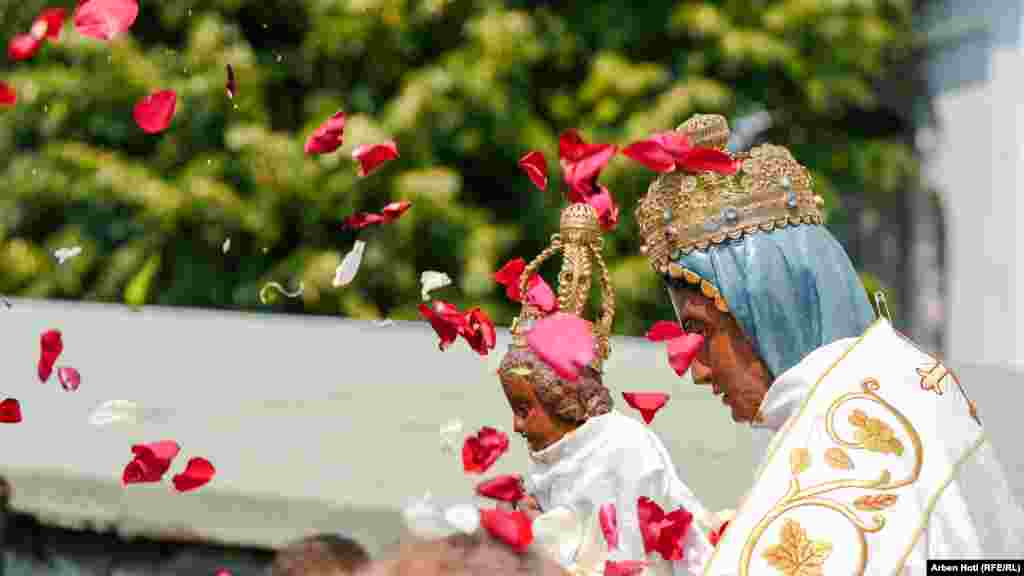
[853,494,899,511]
[823,447,853,470]
[916,361,949,396]
[848,409,904,456]
[762,519,833,576]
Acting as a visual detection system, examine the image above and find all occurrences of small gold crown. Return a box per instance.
[635,114,825,312]
[508,203,614,369]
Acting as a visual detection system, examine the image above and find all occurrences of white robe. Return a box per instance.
[526,410,714,575]
[706,320,1024,576]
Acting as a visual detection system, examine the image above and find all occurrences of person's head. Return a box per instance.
[498,345,613,452]
[636,114,875,423]
[271,533,370,576]
[357,532,567,576]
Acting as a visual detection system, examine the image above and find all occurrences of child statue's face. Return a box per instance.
[499,367,576,453]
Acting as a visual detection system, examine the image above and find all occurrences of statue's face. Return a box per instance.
[668,286,771,423]
[499,366,576,452]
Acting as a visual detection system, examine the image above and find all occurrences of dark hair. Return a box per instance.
[361,532,567,576]
[498,347,613,423]
[272,533,370,576]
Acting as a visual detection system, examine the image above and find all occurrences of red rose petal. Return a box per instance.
[380,200,412,223]
[7,34,43,61]
[599,502,618,549]
[709,520,729,546]
[122,459,149,484]
[525,312,595,382]
[586,184,619,231]
[518,150,548,192]
[419,300,467,352]
[462,426,509,474]
[304,110,346,155]
[621,392,669,425]
[126,440,181,483]
[0,398,23,423]
[637,496,663,555]
[667,333,704,377]
[74,0,139,41]
[133,89,177,134]
[352,141,399,177]
[622,138,677,173]
[342,212,385,230]
[656,507,694,561]
[479,508,533,553]
[38,329,63,383]
[524,275,557,313]
[57,367,81,392]
[475,474,525,503]
[604,560,648,576]
[558,130,617,202]
[0,82,16,106]
[645,321,684,342]
[34,8,67,41]
[494,258,528,302]
[461,307,497,356]
[172,457,216,492]
[676,147,740,175]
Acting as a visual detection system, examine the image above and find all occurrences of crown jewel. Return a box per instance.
[635,114,824,311]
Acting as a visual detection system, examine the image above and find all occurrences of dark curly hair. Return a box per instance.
[498,347,613,424]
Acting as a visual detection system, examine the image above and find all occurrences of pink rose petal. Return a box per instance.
[74,0,139,41]
[304,110,346,155]
[645,321,684,342]
[7,34,43,61]
[667,333,704,376]
[57,366,81,392]
[34,8,67,41]
[558,129,617,201]
[0,82,16,107]
[525,312,595,382]
[599,502,618,549]
[133,90,177,134]
[622,392,670,425]
[353,141,399,177]
[525,275,557,313]
[604,560,648,576]
[518,150,548,192]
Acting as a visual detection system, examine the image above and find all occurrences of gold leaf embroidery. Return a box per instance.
[916,362,948,396]
[761,519,833,576]
[823,447,853,470]
[507,367,533,377]
[848,409,904,456]
[789,448,811,475]
[853,494,899,511]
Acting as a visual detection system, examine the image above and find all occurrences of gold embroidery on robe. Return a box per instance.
[761,519,833,576]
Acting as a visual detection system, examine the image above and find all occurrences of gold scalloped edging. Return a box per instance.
[665,262,729,313]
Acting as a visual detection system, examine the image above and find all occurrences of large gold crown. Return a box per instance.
[508,202,615,369]
[635,114,825,312]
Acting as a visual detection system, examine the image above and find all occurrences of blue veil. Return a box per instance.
[668,225,875,379]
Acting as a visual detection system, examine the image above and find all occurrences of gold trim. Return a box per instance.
[761,518,833,576]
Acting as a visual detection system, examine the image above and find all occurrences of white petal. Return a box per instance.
[88,400,141,427]
[444,504,480,534]
[439,418,464,454]
[333,240,367,288]
[54,246,83,264]
[420,270,452,301]
[222,237,231,253]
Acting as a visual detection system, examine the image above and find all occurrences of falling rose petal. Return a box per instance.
[558,129,617,202]
[0,398,23,423]
[74,0,139,41]
[525,275,557,313]
[215,571,232,576]
[225,63,236,100]
[656,507,694,561]
[645,321,684,342]
[304,110,346,155]
[525,312,595,382]
[462,426,509,474]
[622,392,670,425]
[123,440,180,484]
[352,141,399,177]
[172,457,216,492]
[222,237,231,253]
[439,418,464,454]
[667,333,704,377]
[342,212,385,230]
[598,502,618,549]
[586,184,619,231]
[420,270,452,301]
[419,300,467,351]
[479,508,533,553]
[57,367,81,392]
[444,504,481,534]
[460,307,497,356]
[333,240,366,288]
[34,8,67,41]
[604,561,648,576]
[7,34,43,61]
[623,131,738,175]
[38,329,63,383]
[709,520,730,547]
[637,497,664,555]
[89,400,143,427]
[518,150,548,192]
[0,82,16,106]
[133,90,177,134]
[380,200,412,223]
[475,474,525,503]
[494,258,528,302]
[54,245,83,264]
[622,138,677,173]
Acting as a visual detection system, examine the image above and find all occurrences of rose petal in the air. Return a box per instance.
[89,400,142,427]
[342,212,385,230]
[57,367,81,392]
[439,418,463,454]
[637,496,665,555]
[0,398,23,423]
[444,503,481,534]
[709,519,729,547]
[586,184,619,231]
[419,300,467,352]
[0,82,17,107]
[462,426,509,474]
[518,150,548,192]
[525,275,557,313]
[172,457,216,492]
[461,307,497,356]
[656,507,694,561]
[558,130,618,201]
[525,312,595,382]
[475,474,525,503]
[494,258,528,302]
[352,141,399,177]
[645,321,684,342]
[38,329,63,383]
[622,392,669,425]
[333,240,366,288]
[380,200,412,223]
[667,333,704,377]
[74,0,139,41]
[34,8,67,40]
[8,34,43,61]
[133,90,177,134]
[420,270,452,301]
[304,110,346,155]
[604,561,648,576]
[123,440,180,485]
[622,137,678,173]
[599,502,618,549]
[479,508,533,553]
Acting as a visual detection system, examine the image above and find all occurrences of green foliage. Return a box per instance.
[0,0,916,335]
